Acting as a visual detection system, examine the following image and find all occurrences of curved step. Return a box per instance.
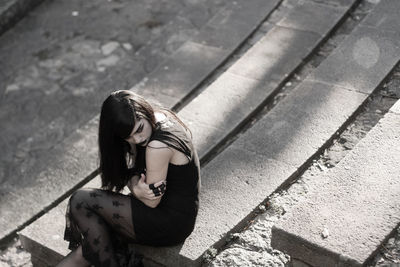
[136,0,398,265]
[18,0,361,266]
[271,0,400,265]
[0,0,281,243]
[0,0,230,242]
[272,100,400,267]
[0,0,44,35]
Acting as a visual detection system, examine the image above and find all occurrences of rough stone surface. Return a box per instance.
[179,119,225,159]
[205,95,400,267]
[0,2,283,243]
[0,239,32,267]
[390,99,400,114]
[17,75,368,267]
[0,0,226,194]
[360,0,400,33]
[228,25,319,82]
[271,111,400,266]
[19,178,102,267]
[193,0,280,50]
[308,0,357,8]
[276,1,347,37]
[143,46,372,266]
[15,0,363,265]
[307,25,400,93]
[234,80,367,168]
[0,0,44,35]
[179,0,361,161]
[0,0,234,242]
[20,148,296,266]
[179,72,265,127]
[205,6,400,265]
[0,0,228,157]
[0,116,99,241]
[13,0,283,263]
[133,41,228,105]
[178,72,274,157]
[19,202,69,267]
[180,14,347,158]
[134,147,297,266]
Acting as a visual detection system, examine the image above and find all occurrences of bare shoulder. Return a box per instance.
[147,140,169,149]
[146,140,172,159]
[146,140,172,170]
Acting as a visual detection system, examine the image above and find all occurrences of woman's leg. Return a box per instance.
[56,245,90,267]
[58,188,136,267]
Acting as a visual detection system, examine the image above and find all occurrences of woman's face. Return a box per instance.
[125,117,152,147]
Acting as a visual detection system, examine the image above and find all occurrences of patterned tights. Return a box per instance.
[62,188,137,267]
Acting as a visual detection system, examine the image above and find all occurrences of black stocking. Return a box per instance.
[64,188,137,267]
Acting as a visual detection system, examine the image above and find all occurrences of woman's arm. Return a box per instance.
[129,140,171,208]
[128,174,166,204]
[127,174,139,193]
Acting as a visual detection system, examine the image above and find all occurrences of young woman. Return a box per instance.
[57,90,201,267]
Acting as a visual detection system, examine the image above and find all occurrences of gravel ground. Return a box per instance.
[0,239,32,267]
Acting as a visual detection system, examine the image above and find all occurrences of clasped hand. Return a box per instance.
[131,174,166,200]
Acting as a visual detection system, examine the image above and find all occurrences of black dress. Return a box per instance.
[131,114,200,246]
[63,112,199,266]
[131,158,199,246]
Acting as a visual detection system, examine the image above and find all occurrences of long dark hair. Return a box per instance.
[98,90,192,192]
[99,90,156,191]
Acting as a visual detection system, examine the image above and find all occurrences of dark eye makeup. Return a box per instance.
[136,123,144,134]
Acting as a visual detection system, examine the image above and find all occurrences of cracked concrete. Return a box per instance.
[0,0,227,189]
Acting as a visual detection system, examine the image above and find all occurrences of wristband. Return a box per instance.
[149,182,166,195]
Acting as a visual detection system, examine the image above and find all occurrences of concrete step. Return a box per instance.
[146,0,397,265]
[270,0,400,265]
[179,0,357,159]
[0,0,44,35]
[17,0,362,266]
[0,0,233,241]
[0,0,281,243]
[271,99,400,266]
[0,0,228,240]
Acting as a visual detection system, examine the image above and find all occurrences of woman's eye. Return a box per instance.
[136,124,143,133]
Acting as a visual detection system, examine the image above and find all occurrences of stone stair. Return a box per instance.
[0,0,234,242]
[271,98,400,266]
[0,0,280,243]
[270,0,400,265]
[15,0,380,266]
[179,0,358,160]
[0,0,44,35]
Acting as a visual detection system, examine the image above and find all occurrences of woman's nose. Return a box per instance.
[133,135,142,144]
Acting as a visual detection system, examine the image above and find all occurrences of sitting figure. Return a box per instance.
[57,90,201,267]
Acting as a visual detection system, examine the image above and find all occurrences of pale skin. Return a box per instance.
[57,112,196,266]
[125,112,191,207]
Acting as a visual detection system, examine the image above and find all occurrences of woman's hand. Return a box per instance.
[127,175,139,193]
[133,174,166,201]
